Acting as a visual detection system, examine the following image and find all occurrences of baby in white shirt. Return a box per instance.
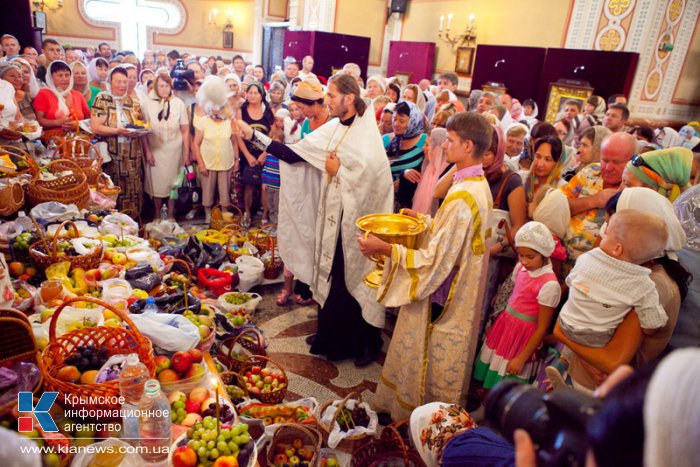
[559,209,669,347]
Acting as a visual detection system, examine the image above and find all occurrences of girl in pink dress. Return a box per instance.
[474,221,561,388]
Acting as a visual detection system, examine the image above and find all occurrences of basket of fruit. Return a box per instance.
[95,172,120,202]
[240,355,288,405]
[0,308,43,412]
[29,220,103,271]
[219,371,249,405]
[11,280,37,313]
[154,349,210,394]
[317,392,377,453]
[210,204,243,231]
[217,327,267,373]
[39,296,156,413]
[56,138,103,186]
[266,423,322,467]
[27,159,90,209]
[252,224,277,255]
[0,145,40,178]
[238,401,317,428]
[217,291,262,314]
[261,235,283,280]
[351,420,427,467]
[184,303,217,353]
[168,386,237,428]
[215,308,253,336]
[169,418,257,467]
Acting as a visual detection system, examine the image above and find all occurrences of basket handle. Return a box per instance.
[29,216,49,253]
[219,370,249,398]
[50,220,80,256]
[166,258,191,309]
[224,224,245,257]
[226,327,265,360]
[41,158,84,177]
[56,138,101,162]
[330,391,359,432]
[48,295,145,341]
[272,423,322,452]
[0,145,39,176]
[380,420,411,465]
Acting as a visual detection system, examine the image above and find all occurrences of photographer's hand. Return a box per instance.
[514,429,537,467]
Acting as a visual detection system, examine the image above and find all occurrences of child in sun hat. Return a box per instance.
[474,221,561,388]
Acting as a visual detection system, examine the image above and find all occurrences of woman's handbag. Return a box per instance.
[491,172,517,258]
[240,164,262,185]
[176,165,201,215]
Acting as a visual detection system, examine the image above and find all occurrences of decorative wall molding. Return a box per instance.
[565,0,605,49]
[303,0,336,32]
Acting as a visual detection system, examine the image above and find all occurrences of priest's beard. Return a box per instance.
[331,101,350,119]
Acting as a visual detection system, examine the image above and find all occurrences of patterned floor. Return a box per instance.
[252,284,392,406]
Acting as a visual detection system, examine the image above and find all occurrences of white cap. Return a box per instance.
[514,221,556,257]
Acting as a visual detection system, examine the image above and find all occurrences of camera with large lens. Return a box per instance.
[170,59,195,91]
[485,380,601,467]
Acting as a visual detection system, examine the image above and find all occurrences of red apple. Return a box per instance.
[171,351,193,373]
[187,348,203,363]
[188,387,209,404]
[154,355,171,374]
[157,369,180,383]
[251,366,261,374]
[273,453,288,464]
[172,445,197,467]
[185,399,200,414]
[213,456,239,467]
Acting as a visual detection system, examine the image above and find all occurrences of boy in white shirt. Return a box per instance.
[558,209,669,347]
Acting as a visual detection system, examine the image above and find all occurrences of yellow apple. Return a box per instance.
[111,253,127,265]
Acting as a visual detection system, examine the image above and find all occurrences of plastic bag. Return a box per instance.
[321,399,379,449]
[145,219,186,241]
[71,438,143,467]
[87,188,116,210]
[125,247,163,270]
[129,312,200,352]
[100,278,133,302]
[95,354,131,383]
[29,202,80,224]
[236,255,264,292]
[99,213,138,236]
[0,427,42,467]
[70,237,102,255]
[30,306,104,338]
[47,220,100,238]
[128,273,161,292]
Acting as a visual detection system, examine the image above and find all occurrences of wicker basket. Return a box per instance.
[265,424,322,467]
[0,145,40,177]
[261,235,283,280]
[0,308,43,412]
[252,224,276,254]
[40,296,156,413]
[27,159,90,209]
[317,393,374,454]
[217,327,267,373]
[56,138,103,186]
[96,172,120,202]
[210,204,242,231]
[0,181,25,217]
[351,420,427,467]
[219,370,249,404]
[239,355,287,405]
[28,219,103,271]
[224,225,248,262]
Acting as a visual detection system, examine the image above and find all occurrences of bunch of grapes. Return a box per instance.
[338,405,370,431]
[12,232,34,251]
[171,395,187,424]
[202,401,234,423]
[224,293,252,305]
[65,345,107,372]
[185,417,251,464]
[225,385,246,405]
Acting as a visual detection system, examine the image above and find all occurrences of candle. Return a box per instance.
[439,15,444,31]
[212,378,220,435]
[447,13,453,30]
[469,14,475,28]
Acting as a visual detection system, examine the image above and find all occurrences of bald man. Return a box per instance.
[561,132,636,260]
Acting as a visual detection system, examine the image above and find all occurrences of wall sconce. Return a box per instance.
[208,9,233,30]
[438,13,477,49]
[658,41,673,52]
[32,0,63,12]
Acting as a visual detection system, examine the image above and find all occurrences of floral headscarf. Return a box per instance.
[387,100,424,154]
[625,147,693,202]
[485,124,506,178]
[409,402,477,467]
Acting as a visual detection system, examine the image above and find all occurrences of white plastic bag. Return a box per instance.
[145,219,186,241]
[70,237,103,255]
[99,278,132,301]
[48,220,100,238]
[29,202,80,223]
[217,292,262,314]
[129,312,200,352]
[321,399,379,449]
[29,306,104,338]
[99,213,139,236]
[125,246,163,270]
[236,255,264,292]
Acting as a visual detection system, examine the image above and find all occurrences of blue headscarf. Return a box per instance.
[388,100,425,154]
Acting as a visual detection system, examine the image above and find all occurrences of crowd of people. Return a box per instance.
[2,32,700,466]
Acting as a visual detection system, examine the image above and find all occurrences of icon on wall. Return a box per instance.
[33,11,47,34]
[223,25,233,49]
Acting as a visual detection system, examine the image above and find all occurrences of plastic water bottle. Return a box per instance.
[143,296,159,314]
[118,354,149,442]
[160,204,168,221]
[138,379,171,463]
[47,140,57,160]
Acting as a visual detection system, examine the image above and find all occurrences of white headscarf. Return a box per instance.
[657,127,683,148]
[617,187,686,260]
[523,102,539,128]
[10,57,39,98]
[196,75,228,115]
[44,60,73,117]
[533,187,571,239]
[644,348,700,467]
[87,57,108,85]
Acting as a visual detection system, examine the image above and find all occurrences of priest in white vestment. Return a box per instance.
[238,74,394,367]
[358,112,493,420]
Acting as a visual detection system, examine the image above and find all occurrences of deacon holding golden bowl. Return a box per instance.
[358,112,493,421]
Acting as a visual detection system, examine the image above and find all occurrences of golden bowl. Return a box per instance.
[356,213,426,288]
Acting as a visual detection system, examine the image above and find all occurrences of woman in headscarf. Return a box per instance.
[90,66,149,212]
[581,95,606,127]
[121,63,140,102]
[382,100,427,208]
[224,73,244,110]
[616,187,690,366]
[564,125,612,179]
[142,73,189,219]
[385,81,400,103]
[9,57,40,121]
[524,135,565,204]
[521,98,539,128]
[87,57,109,91]
[267,80,286,115]
[365,75,386,100]
[69,61,99,109]
[238,81,274,227]
[621,147,693,202]
[33,60,89,142]
[678,124,700,150]
[412,128,450,216]
[656,126,683,148]
[402,84,426,114]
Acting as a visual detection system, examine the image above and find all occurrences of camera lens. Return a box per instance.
[485,380,549,443]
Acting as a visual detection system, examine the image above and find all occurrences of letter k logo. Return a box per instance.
[17,392,58,433]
